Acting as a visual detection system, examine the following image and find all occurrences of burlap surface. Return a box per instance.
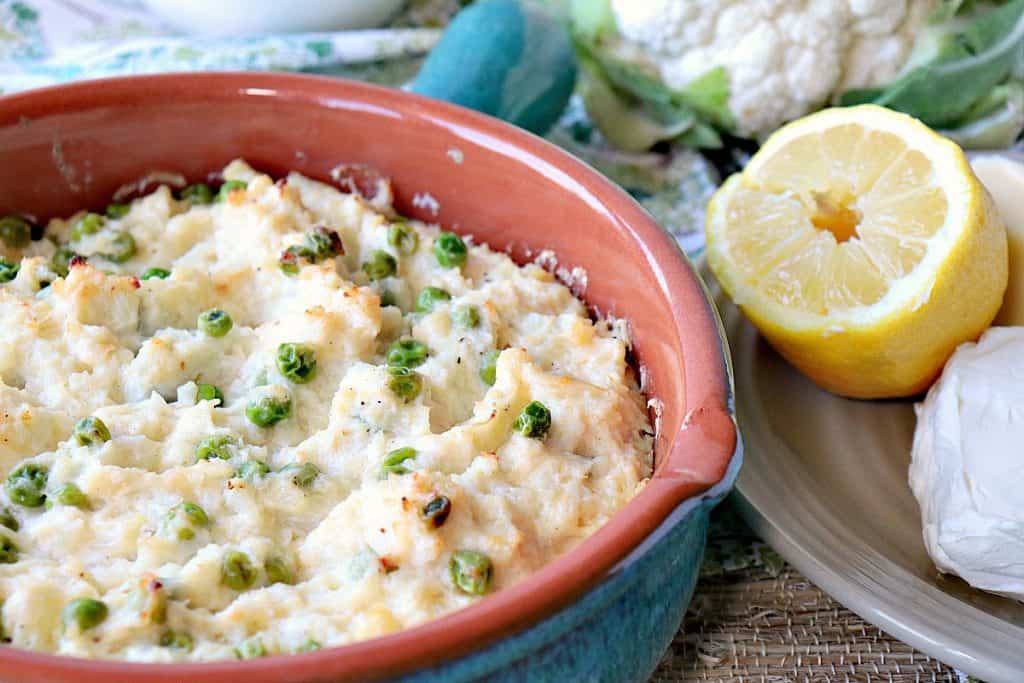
[651,503,962,682]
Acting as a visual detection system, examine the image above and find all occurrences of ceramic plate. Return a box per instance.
[708,275,1024,683]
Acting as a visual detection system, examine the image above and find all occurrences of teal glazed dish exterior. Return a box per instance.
[402,456,743,683]
[0,73,740,683]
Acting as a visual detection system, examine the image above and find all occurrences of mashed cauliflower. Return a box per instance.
[0,161,652,660]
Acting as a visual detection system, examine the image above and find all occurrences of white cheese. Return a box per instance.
[910,327,1024,599]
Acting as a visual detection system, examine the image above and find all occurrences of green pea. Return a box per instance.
[433,232,467,268]
[181,502,209,527]
[0,216,31,248]
[53,483,88,508]
[305,226,343,260]
[103,231,136,263]
[61,598,108,632]
[141,267,171,280]
[216,180,247,202]
[382,447,416,476]
[0,506,18,531]
[180,183,214,205]
[449,550,492,595]
[5,463,47,507]
[453,305,480,329]
[236,459,270,481]
[362,249,397,281]
[166,502,209,541]
[480,350,500,386]
[195,434,235,462]
[387,366,422,403]
[290,244,315,260]
[279,255,300,276]
[277,343,317,384]
[160,629,193,651]
[421,496,452,529]
[379,289,398,308]
[74,416,111,446]
[295,638,321,653]
[278,244,312,276]
[196,383,224,406]
[70,212,103,242]
[51,246,76,277]
[105,203,130,219]
[415,286,451,313]
[513,401,551,439]
[197,308,233,337]
[386,338,428,369]
[0,534,18,564]
[221,551,256,591]
[387,222,418,255]
[265,556,296,585]
[280,462,319,489]
[235,636,267,659]
[245,386,292,428]
[0,259,19,283]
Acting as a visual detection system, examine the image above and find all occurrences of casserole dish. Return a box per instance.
[0,73,739,683]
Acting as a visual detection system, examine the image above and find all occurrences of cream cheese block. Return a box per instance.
[910,327,1024,599]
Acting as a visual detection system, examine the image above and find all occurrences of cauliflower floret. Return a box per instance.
[841,0,935,91]
[611,0,709,56]
[610,0,934,137]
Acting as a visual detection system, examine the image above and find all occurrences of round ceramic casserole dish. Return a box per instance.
[0,73,740,683]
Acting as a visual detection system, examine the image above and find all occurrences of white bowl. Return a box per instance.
[145,0,406,36]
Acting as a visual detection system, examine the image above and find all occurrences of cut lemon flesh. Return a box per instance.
[706,105,1008,398]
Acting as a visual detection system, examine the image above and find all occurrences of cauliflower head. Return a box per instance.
[607,0,933,137]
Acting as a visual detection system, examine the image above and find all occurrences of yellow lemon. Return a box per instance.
[705,105,1007,398]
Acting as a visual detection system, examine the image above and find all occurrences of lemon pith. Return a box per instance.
[706,105,1008,398]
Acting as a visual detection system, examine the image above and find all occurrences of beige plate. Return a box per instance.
[708,274,1024,683]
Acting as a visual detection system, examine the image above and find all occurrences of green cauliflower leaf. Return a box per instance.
[842,0,1024,133]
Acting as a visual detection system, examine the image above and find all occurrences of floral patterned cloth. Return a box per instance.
[0,0,442,91]
[0,0,716,259]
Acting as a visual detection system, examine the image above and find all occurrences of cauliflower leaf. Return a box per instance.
[941,82,1024,148]
[676,67,734,132]
[842,0,1024,140]
[569,0,615,42]
[578,57,695,152]
[570,1,733,150]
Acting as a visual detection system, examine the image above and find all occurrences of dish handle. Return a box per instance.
[656,403,741,508]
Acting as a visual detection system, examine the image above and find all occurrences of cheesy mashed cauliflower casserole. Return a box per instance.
[0,161,653,661]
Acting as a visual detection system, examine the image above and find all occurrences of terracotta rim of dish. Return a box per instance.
[0,73,737,682]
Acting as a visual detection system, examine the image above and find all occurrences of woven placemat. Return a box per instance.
[650,503,963,682]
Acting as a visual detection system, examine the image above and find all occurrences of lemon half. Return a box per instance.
[706,105,1007,398]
